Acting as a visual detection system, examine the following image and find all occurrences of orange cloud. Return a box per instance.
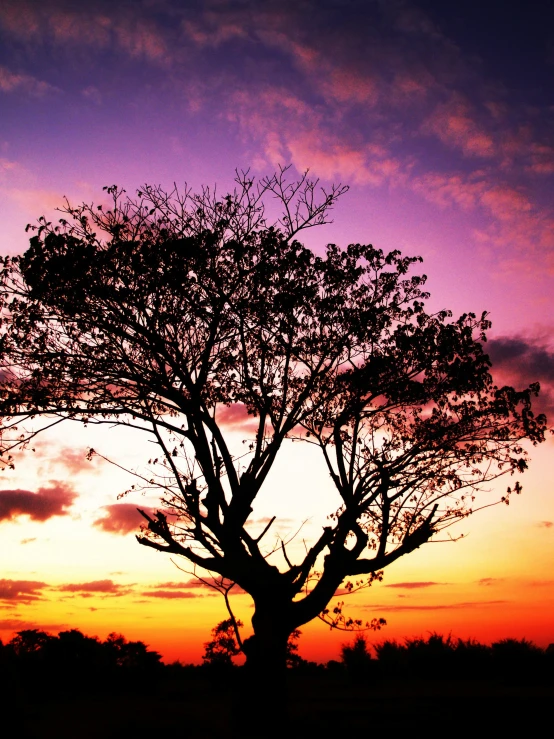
[478,578,504,586]
[0,578,47,604]
[0,618,68,633]
[385,581,445,589]
[141,590,202,599]
[57,579,130,595]
[0,482,77,522]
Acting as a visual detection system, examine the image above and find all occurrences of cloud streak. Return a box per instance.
[364,600,508,612]
[141,590,203,599]
[385,581,445,589]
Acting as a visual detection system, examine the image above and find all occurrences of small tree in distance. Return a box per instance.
[0,167,546,689]
[202,618,244,668]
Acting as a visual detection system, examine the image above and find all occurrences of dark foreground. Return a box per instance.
[14,672,554,738]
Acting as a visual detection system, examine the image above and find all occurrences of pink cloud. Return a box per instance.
[216,403,258,430]
[538,521,553,529]
[7,187,68,218]
[286,134,403,187]
[92,504,157,535]
[411,172,485,210]
[480,186,532,222]
[0,482,77,522]
[319,67,378,106]
[525,143,554,175]
[411,170,554,270]
[0,65,58,96]
[0,578,47,604]
[55,447,103,475]
[0,1,170,65]
[423,96,496,157]
[182,18,247,47]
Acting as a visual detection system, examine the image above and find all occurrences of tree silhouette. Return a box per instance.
[0,168,546,686]
[202,618,244,668]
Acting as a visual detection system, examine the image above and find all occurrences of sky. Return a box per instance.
[1,0,554,664]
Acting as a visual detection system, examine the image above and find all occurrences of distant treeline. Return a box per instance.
[337,633,554,684]
[1,629,164,698]
[2,628,554,692]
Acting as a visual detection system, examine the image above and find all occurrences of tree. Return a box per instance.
[0,168,546,687]
[202,618,244,668]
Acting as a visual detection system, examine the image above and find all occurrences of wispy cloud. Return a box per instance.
[140,590,203,599]
[363,600,508,612]
[477,578,504,587]
[422,95,496,158]
[0,65,58,96]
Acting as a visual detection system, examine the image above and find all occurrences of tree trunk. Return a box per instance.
[235,607,291,737]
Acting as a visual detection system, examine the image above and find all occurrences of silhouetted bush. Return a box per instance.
[364,633,552,684]
[491,638,546,684]
[341,635,375,680]
[373,639,408,677]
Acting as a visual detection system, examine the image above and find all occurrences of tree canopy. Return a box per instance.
[0,168,546,677]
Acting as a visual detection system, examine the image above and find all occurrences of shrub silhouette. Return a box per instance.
[491,638,545,683]
[341,634,374,680]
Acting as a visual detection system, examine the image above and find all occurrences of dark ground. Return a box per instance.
[14,672,554,738]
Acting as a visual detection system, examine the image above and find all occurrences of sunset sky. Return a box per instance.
[1,0,554,664]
